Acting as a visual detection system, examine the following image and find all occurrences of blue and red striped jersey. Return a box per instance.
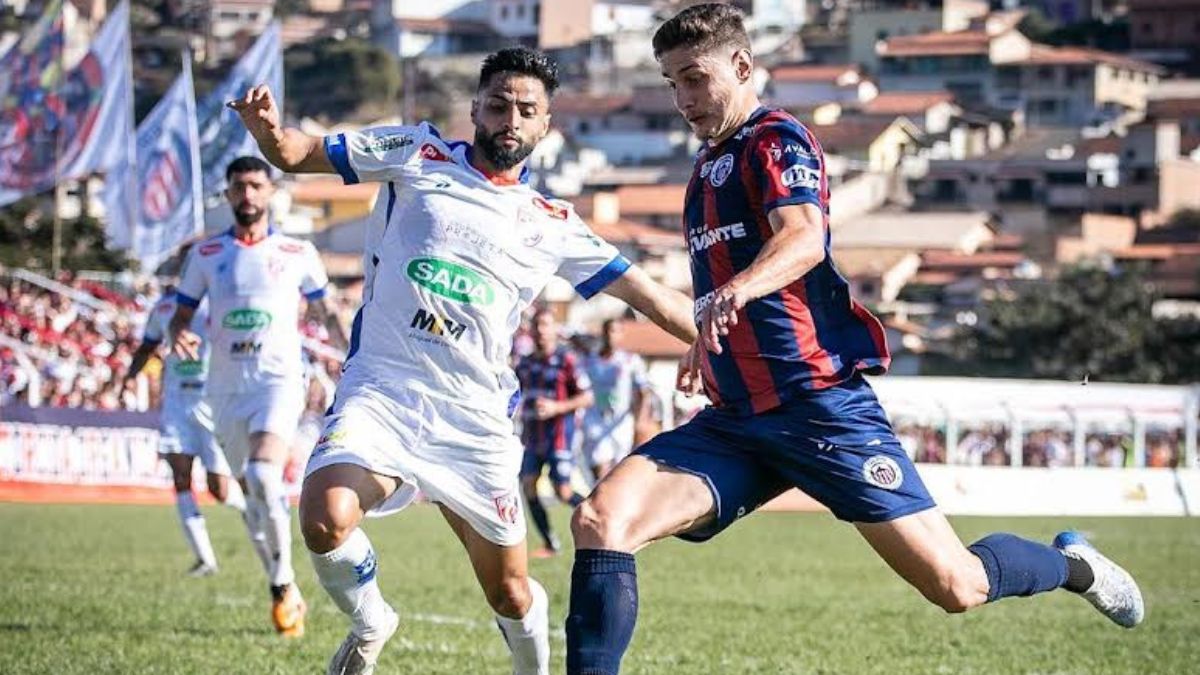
[686,107,890,416]
[515,346,590,451]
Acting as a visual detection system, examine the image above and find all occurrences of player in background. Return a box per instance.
[564,6,1145,674]
[230,46,697,675]
[123,283,247,577]
[580,318,652,481]
[516,307,593,558]
[168,157,348,638]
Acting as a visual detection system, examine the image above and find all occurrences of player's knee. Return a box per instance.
[928,567,985,614]
[486,576,531,620]
[207,474,227,502]
[170,472,191,493]
[299,499,358,554]
[570,498,629,551]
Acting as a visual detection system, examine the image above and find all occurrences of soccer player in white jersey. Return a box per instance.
[168,157,349,638]
[581,319,652,481]
[123,283,247,577]
[229,46,697,675]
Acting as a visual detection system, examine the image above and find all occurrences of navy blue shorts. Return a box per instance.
[635,375,936,541]
[521,443,575,485]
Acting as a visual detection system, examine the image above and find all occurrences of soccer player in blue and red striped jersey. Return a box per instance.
[564,5,1144,673]
[517,307,594,557]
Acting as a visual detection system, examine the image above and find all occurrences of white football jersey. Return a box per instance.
[176,228,328,394]
[141,293,210,401]
[582,350,648,429]
[324,122,630,414]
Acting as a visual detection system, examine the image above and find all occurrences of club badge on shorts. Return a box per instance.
[863,455,903,490]
[494,493,520,525]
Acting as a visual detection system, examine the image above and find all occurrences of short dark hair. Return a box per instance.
[478,46,560,97]
[652,3,751,59]
[225,156,273,181]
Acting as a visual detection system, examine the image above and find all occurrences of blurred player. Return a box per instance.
[516,308,593,558]
[169,157,348,637]
[580,319,652,481]
[231,46,696,675]
[123,283,246,577]
[564,6,1145,674]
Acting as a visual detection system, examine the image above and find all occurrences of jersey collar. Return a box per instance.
[226,225,277,247]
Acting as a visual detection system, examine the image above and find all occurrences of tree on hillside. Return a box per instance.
[948,263,1200,384]
[284,38,402,120]
[0,198,132,272]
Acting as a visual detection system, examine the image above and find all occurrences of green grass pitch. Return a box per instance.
[0,503,1196,674]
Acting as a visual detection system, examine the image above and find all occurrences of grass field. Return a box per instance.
[0,503,1196,674]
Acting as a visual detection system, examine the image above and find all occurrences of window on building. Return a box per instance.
[533,2,540,24]
[1142,23,1152,35]
[1038,66,1054,81]
[500,5,509,20]
[516,4,525,19]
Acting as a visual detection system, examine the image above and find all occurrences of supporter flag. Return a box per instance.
[0,0,134,216]
[126,55,203,270]
[197,22,283,198]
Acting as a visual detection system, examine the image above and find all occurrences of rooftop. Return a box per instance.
[859,91,956,116]
[833,210,993,250]
[769,63,861,84]
[878,30,991,58]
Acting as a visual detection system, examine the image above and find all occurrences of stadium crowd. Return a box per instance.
[0,268,1186,469]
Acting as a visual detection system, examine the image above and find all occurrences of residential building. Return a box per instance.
[809,116,923,173]
[1129,0,1200,73]
[207,0,273,64]
[767,63,877,107]
[877,14,1163,127]
[552,87,691,165]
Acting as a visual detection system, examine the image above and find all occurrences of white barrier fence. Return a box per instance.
[3,407,1197,516]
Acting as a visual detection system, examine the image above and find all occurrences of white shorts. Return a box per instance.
[210,382,305,476]
[581,415,635,467]
[305,377,527,547]
[158,393,231,476]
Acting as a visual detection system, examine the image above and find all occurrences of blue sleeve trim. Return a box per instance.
[175,291,202,308]
[324,134,360,185]
[764,194,824,213]
[575,255,632,300]
[304,286,328,301]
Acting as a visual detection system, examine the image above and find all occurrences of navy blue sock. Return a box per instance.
[968,533,1069,602]
[526,496,556,549]
[566,549,638,675]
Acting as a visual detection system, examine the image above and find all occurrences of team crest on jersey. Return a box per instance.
[199,242,223,256]
[532,196,568,220]
[420,143,450,162]
[709,154,734,187]
[268,256,285,279]
[863,455,903,490]
[494,493,519,525]
[699,161,713,178]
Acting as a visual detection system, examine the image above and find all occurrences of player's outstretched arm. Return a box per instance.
[120,340,159,394]
[228,85,333,174]
[602,265,698,345]
[698,203,825,353]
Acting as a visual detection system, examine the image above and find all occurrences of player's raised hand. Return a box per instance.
[676,340,705,397]
[227,85,282,140]
[171,329,202,362]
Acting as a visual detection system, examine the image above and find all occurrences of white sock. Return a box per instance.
[175,491,217,567]
[310,528,395,640]
[495,577,550,675]
[245,460,295,587]
[241,502,274,575]
[221,478,247,513]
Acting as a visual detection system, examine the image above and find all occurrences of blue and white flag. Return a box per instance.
[125,56,202,270]
[197,22,283,198]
